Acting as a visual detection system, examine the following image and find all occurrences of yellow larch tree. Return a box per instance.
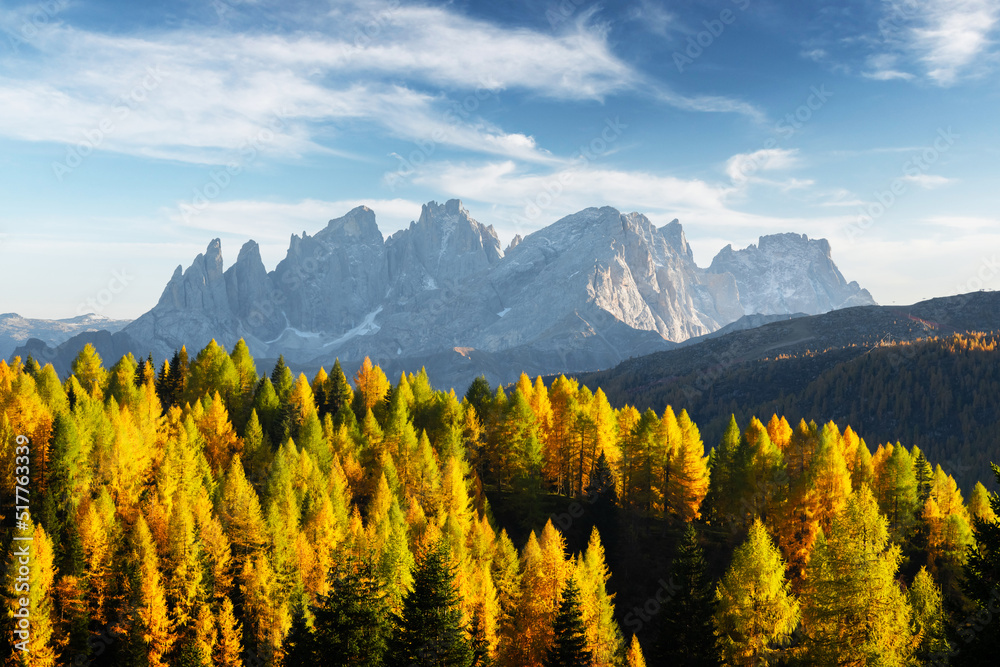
[968,481,998,523]
[353,357,390,415]
[214,596,244,667]
[666,409,710,522]
[5,521,57,666]
[125,516,174,667]
[714,518,800,666]
[574,528,623,667]
[800,485,914,666]
[545,376,580,495]
[197,391,242,474]
[624,634,647,667]
[766,414,792,452]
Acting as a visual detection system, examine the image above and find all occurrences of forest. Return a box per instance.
[1,339,999,666]
[584,333,1000,495]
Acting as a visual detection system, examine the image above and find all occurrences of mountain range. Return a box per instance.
[0,312,130,361]
[11,199,874,386]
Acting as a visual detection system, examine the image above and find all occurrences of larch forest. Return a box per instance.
[1,339,999,667]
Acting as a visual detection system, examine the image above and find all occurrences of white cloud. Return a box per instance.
[922,215,999,231]
[408,160,733,238]
[860,52,915,81]
[868,0,1000,86]
[831,228,1000,305]
[0,0,766,167]
[910,0,1000,85]
[0,3,631,166]
[901,173,956,189]
[725,148,801,184]
[862,68,916,80]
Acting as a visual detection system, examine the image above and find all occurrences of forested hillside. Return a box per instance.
[581,333,1000,493]
[1,341,998,666]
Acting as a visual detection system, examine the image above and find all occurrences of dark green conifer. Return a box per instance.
[543,577,593,667]
[389,542,472,667]
[654,523,718,666]
[959,463,1000,664]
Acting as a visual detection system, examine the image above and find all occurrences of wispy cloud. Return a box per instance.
[408,159,732,237]
[0,2,632,166]
[804,0,1000,85]
[725,148,801,184]
[909,0,1000,85]
[901,173,956,189]
[861,52,916,80]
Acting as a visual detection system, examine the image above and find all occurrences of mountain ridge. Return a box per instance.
[11,199,874,386]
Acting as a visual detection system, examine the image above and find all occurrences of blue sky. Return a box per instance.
[1,0,998,319]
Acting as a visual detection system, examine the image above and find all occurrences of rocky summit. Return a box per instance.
[31,200,874,387]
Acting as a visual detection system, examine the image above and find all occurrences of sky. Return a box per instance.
[1,0,999,320]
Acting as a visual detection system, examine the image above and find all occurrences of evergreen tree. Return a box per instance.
[543,577,593,667]
[282,600,317,666]
[913,447,934,504]
[655,523,717,666]
[959,463,1000,664]
[271,355,295,402]
[326,359,355,421]
[253,376,283,445]
[464,375,493,424]
[40,413,83,567]
[389,542,472,667]
[704,415,740,527]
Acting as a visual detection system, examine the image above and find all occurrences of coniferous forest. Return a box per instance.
[2,340,999,666]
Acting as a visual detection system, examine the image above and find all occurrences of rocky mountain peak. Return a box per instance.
[117,200,873,387]
[319,205,383,246]
[661,219,693,260]
[709,233,875,315]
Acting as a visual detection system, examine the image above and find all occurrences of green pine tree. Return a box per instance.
[389,542,472,667]
[959,463,1000,664]
[655,523,718,666]
[543,577,593,667]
